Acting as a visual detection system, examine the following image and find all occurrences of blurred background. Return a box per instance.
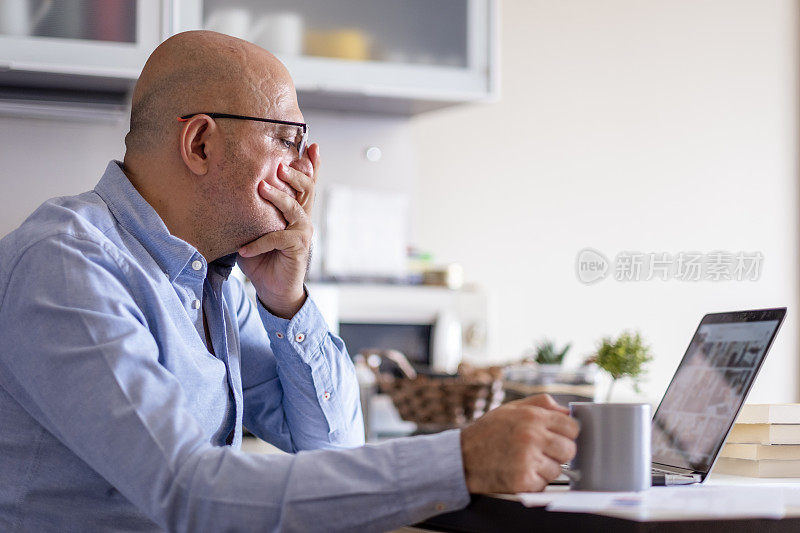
[0,1,797,440]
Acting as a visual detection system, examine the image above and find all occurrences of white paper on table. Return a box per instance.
[515,492,564,508]
[771,486,800,507]
[547,491,642,513]
[636,486,785,520]
[515,484,570,508]
[517,486,786,521]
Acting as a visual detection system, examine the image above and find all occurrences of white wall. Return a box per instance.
[0,109,417,238]
[0,117,127,233]
[410,0,800,402]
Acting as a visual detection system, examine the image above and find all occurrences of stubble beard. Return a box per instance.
[200,155,288,259]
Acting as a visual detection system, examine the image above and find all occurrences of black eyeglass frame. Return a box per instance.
[178,112,309,158]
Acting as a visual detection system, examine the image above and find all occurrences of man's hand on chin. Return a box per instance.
[237,143,320,319]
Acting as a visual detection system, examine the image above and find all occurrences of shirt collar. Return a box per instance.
[210,253,237,280]
[94,160,203,282]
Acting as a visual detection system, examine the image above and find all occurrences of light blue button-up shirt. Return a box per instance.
[0,161,469,532]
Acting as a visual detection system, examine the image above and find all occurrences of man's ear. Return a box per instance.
[178,115,220,176]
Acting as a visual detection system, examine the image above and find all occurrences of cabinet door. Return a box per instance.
[175,0,497,113]
[0,0,163,79]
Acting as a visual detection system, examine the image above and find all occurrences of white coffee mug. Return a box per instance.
[567,402,651,492]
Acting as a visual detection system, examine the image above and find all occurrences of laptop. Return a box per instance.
[553,307,787,486]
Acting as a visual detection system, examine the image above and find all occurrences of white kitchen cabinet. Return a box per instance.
[0,0,498,117]
[173,0,499,114]
[0,0,166,119]
[0,0,164,84]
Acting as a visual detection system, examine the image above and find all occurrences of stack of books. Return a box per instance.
[716,404,800,477]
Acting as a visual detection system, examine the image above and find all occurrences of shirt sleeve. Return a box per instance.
[0,234,469,532]
[233,278,365,452]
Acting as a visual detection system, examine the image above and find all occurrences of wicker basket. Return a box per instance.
[363,350,504,431]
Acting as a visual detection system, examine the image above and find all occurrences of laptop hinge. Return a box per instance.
[652,463,700,476]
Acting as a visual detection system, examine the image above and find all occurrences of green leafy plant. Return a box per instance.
[591,331,652,401]
[534,339,572,366]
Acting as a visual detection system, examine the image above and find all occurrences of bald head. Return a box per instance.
[125,30,297,154]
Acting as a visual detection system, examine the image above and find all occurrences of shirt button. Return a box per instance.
[276,332,284,339]
[322,391,331,401]
[191,299,201,310]
[435,503,446,512]
[191,260,203,271]
[295,333,305,343]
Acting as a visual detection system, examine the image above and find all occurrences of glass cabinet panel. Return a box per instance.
[200,0,469,68]
[181,0,497,112]
[0,0,138,43]
[0,0,161,79]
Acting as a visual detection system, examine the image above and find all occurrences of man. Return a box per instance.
[0,31,578,532]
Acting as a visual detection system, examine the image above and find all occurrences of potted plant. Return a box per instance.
[533,339,571,384]
[590,331,652,402]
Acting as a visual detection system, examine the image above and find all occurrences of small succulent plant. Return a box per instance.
[534,339,572,366]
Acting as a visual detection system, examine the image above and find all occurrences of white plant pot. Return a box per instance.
[536,363,562,385]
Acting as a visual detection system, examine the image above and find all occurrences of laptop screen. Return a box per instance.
[651,308,785,473]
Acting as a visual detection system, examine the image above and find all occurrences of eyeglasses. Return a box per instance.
[177,112,309,158]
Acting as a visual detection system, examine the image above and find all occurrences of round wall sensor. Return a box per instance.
[365,146,382,162]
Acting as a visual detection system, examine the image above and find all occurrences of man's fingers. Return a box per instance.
[278,163,313,198]
[238,229,306,258]
[545,411,581,440]
[542,432,577,465]
[516,394,569,414]
[277,163,315,215]
[258,181,306,226]
[536,456,564,484]
[308,142,321,179]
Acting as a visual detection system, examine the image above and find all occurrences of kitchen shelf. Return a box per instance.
[275,55,494,115]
